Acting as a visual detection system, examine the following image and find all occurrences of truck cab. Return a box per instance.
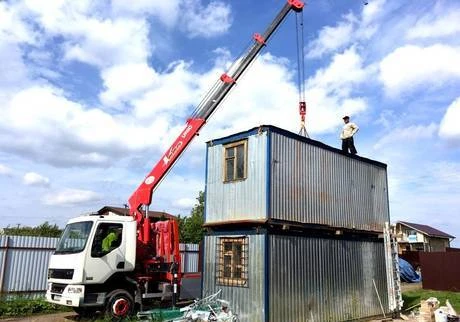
[46,213,139,317]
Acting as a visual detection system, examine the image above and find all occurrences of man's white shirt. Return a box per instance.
[340,122,359,139]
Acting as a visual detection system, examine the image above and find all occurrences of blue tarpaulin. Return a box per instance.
[399,258,422,283]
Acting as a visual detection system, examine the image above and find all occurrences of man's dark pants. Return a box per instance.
[342,137,357,155]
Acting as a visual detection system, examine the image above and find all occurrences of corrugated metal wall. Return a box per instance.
[0,235,58,294]
[179,243,200,273]
[270,132,389,232]
[269,235,389,322]
[205,132,268,223]
[0,235,200,294]
[202,233,265,322]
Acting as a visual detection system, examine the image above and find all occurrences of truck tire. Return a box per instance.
[105,289,134,320]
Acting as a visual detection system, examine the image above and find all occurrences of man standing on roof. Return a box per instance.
[340,116,359,155]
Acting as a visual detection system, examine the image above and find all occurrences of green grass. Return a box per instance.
[0,295,71,318]
[402,289,460,312]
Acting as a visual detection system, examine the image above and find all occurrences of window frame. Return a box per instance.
[91,222,123,258]
[55,221,93,255]
[223,140,248,183]
[216,237,249,287]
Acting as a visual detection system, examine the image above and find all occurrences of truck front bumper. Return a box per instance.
[46,284,84,307]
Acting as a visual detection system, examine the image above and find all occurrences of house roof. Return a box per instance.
[98,206,176,220]
[398,221,455,239]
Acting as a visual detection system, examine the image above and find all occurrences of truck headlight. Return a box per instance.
[67,286,83,294]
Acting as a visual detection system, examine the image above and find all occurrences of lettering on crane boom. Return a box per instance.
[163,123,194,165]
[144,176,156,185]
[163,141,184,166]
[181,124,193,138]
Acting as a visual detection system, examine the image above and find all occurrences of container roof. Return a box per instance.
[398,221,455,239]
[207,125,387,169]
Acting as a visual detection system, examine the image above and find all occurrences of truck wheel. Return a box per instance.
[73,307,99,317]
[105,289,134,320]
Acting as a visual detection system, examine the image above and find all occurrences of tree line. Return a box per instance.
[1,191,205,243]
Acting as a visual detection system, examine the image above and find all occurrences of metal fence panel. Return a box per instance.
[420,252,460,291]
[269,234,389,322]
[270,131,390,232]
[0,236,8,293]
[180,243,200,273]
[0,236,58,294]
[0,235,199,294]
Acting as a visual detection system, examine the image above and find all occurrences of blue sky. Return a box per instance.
[0,0,459,245]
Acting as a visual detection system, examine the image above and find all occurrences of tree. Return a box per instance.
[178,191,205,243]
[2,222,63,238]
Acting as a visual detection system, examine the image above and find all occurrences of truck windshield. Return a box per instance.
[55,221,93,254]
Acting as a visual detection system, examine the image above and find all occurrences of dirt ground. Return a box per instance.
[2,286,425,322]
[401,282,422,292]
[2,313,418,322]
[1,312,78,322]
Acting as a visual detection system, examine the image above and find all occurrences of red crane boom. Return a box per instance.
[128,0,305,245]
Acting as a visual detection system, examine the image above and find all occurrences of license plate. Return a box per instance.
[53,295,61,301]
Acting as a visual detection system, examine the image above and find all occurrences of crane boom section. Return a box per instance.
[128,0,304,217]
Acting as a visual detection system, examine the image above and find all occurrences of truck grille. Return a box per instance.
[48,268,74,279]
[50,283,67,294]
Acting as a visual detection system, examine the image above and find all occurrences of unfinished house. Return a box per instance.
[202,125,392,322]
[395,221,455,253]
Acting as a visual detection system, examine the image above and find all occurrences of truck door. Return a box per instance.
[84,222,127,283]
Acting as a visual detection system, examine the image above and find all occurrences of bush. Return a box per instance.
[0,296,70,317]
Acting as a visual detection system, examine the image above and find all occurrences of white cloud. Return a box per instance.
[406,8,460,40]
[174,198,196,210]
[152,174,204,215]
[439,97,460,141]
[0,41,30,91]
[307,47,370,93]
[100,63,159,107]
[0,2,37,44]
[0,85,171,167]
[132,60,201,121]
[306,17,355,58]
[388,160,460,224]
[379,45,460,97]
[0,164,13,176]
[196,49,369,141]
[361,0,387,26]
[181,0,232,38]
[61,18,150,67]
[5,1,150,69]
[23,172,50,187]
[304,47,371,132]
[111,0,180,27]
[43,188,101,206]
[306,0,387,59]
[431,162,460,186]
[374,123,438,149]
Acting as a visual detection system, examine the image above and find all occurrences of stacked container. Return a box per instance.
[202,125,392,322]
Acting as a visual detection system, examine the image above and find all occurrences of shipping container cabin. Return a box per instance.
[205,125,389,232]
[203,125,392,321]
[203,232,389,321]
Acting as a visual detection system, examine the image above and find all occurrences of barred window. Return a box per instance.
[216,237,248,287]
[223,140,247,182]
